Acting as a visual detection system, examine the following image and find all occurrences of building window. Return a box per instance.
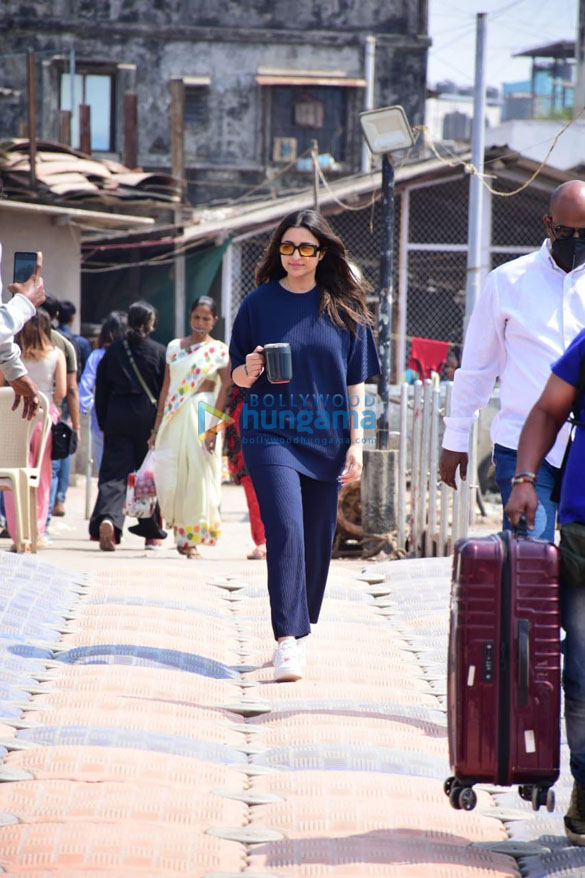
[60,70,114,151]
[294,96,324,128]
[184,87,209,126]
[271,85,346,162]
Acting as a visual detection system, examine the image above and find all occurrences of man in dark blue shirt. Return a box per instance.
[507,328,585,846]
[57,300,91,374]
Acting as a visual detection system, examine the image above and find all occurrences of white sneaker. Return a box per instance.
[273,638,303,682]
[296,637,308,668]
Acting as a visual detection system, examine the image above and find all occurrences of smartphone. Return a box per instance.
[12,251,38,286]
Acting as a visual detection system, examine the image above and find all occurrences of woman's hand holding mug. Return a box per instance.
[245,346,265,382]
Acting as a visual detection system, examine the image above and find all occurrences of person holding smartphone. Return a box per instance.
[0,249,46,419]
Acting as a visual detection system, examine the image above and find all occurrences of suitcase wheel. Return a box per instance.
[458,787,478,811]
[530,785,555,813]
[443,777,455,797]
[446,781,477,811]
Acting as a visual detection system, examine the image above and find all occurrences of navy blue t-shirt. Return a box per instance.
[229,281,380,480]
[552,328,585,524]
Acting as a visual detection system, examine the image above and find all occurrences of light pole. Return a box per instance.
[359,105,414,450]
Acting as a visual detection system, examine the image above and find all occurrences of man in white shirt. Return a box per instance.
[0,249,45,419]
[439,180,585,540]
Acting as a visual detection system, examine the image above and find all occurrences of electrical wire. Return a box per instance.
[228,146,312,205]
[417,104,585,197]
[314,129,423,214]
[488,0,532,20]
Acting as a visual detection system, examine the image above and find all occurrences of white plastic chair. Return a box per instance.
[0,389,51,553]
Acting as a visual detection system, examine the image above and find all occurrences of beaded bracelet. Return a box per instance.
[511,473,536,487]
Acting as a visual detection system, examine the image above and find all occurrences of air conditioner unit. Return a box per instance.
[272,136,297,163]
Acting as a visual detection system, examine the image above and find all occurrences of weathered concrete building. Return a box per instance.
[1,0,429,203]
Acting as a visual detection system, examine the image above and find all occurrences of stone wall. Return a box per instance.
[0,0,429,204]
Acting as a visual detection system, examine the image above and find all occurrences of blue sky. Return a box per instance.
[428,0,579,91]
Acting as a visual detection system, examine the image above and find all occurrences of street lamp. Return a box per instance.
[359,105,414,450]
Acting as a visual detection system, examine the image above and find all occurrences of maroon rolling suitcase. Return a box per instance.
[444,529,561,812]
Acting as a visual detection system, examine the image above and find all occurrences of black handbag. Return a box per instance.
[51,421,78,460]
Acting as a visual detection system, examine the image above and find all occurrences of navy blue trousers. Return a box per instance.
[248,464,339,640]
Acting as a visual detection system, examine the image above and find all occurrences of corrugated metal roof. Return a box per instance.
[0,139,182,207]
[179,148,571,245]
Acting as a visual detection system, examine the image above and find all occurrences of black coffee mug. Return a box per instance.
[264,343,293,384]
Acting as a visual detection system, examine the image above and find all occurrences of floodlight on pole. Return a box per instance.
[359,105,414,156]
[359,105,413,451]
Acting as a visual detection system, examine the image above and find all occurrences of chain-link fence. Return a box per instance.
[229,172,555,374]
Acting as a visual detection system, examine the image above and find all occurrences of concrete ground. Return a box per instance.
[27,477,366,578]
[0,476,574,876]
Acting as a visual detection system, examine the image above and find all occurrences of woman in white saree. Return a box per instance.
[151,296,230,558]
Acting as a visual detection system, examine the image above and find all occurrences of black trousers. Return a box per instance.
[89,396,161,542]
[248,464,339,640]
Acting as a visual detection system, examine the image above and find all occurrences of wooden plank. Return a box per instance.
[27,50,37,190]
[79,104,91,155]
[123,92,138,169]
[59,110,71,146]
[169,77,185,195]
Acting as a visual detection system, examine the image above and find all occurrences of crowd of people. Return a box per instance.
[6,191,585,843]
[0,211,378,683]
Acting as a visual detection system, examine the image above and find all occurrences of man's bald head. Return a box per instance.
[545,180,585,271]
[549,180,585,220]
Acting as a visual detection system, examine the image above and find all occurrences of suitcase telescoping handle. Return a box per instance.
[517,619,530,707]
[513,517,528,539]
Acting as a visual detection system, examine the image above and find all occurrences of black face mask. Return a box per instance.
[551,237,585,272]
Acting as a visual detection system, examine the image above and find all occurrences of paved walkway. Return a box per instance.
[0,479,578,876]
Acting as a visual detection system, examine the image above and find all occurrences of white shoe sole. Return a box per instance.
[99,520,115,552]
[274,668,302,682]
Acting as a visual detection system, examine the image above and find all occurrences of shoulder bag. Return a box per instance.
[51,421,78,460]
[123,339,157,406]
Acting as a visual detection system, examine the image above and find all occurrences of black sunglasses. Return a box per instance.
[548,217,585,239]
[279,242,322,258]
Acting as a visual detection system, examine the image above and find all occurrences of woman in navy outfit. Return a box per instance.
[229,210,380,681]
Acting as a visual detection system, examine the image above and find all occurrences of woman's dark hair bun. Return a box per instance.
[126,300,158,342]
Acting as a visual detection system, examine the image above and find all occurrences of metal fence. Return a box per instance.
[228,173,552,379]
[396,379,479,558]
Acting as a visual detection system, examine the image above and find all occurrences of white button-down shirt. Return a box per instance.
[443,239,585,468]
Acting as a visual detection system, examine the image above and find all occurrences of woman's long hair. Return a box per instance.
[126,300,157,343]
[15,309,53,361]
[98,310,127,348]
[255,210,373,331]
